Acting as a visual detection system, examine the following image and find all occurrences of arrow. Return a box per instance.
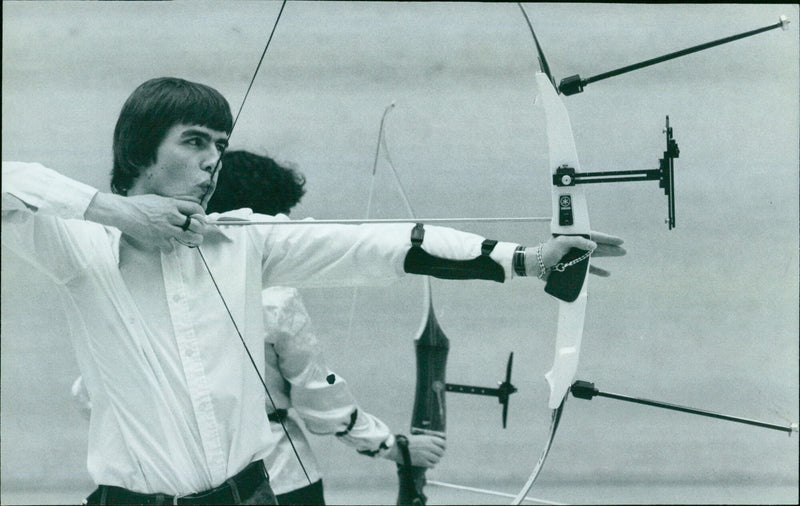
[209,216,550,226]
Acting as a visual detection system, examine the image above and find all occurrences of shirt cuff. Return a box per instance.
[489,241,520,279]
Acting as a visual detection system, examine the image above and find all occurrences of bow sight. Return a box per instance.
[552,116,680,229]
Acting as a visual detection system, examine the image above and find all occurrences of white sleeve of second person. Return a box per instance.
[264,287,394,457]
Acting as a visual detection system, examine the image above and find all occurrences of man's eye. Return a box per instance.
[186,138,203,147]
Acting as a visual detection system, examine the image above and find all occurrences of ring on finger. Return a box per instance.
[180,215,192,231]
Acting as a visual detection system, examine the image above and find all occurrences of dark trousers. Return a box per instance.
[84,461,277,505]
[276,479,325,505]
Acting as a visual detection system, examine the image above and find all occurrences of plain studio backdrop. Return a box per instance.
[2,2,798,505]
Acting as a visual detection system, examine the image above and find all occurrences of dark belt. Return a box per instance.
[268,408,288,423]
[87,460,268,505]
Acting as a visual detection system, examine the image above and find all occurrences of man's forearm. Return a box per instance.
[84,191,127,229]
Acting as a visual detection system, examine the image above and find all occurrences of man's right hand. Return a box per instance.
[86,193,212,251]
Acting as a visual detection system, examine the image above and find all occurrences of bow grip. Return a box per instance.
[544,245,590,302]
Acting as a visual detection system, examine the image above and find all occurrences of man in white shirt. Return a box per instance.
[70,149,448,505]
[2,76,624,505]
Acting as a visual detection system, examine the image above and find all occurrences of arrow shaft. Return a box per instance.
[210,216,550,226]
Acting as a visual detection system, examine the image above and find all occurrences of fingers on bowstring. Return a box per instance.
[176,231,204,248]
[170,212,190,230]
[175,200,205,217]
[184,214,208,234]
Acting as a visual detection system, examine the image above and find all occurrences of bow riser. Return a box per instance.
[397,294,449,505]
[536,73,592,410]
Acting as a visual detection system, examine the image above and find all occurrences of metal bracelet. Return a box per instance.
[536,243,547,279]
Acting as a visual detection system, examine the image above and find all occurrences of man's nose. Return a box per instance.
[201,147,222,174]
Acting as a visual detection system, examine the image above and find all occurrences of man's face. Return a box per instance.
[135,123,229,207]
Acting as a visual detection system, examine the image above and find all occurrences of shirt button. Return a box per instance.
[172,294,181,302]
[184,348,194,357]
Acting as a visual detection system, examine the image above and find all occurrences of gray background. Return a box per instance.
[2,2,798,504]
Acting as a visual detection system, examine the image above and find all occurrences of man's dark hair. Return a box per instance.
[111,77,233,195]
[206,150,307,215]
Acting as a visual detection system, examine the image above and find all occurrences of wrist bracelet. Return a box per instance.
[536,243,548,280]
[513,246,527,277]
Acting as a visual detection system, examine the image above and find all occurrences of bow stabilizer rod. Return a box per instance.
[445,352,518,428]
[559,16,791,96]
[571,380,799,436]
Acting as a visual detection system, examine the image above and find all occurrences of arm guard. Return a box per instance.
[403,223,505,282]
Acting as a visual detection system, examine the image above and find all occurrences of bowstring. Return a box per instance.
[193,0,313,486]
[231,0,287,133]
[197,248,312,485]
[343,103,399,347]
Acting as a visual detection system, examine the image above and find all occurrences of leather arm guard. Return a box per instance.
[403,223,505,283]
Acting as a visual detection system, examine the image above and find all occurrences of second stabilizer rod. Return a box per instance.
[571,380,798,436]
[559,16,790,96]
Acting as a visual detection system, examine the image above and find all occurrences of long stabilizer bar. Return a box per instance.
[560,16,790,95]
[571,380,798,436]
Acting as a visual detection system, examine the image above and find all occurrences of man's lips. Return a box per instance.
[196,182,213,200]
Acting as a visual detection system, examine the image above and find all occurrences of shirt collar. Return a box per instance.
[207,208,255,242]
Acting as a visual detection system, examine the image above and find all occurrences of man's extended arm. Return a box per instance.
[252,211,618,291]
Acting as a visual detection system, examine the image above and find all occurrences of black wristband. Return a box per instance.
[335,409,359,437]
[395,434,413,468]
[513,245,527,277]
